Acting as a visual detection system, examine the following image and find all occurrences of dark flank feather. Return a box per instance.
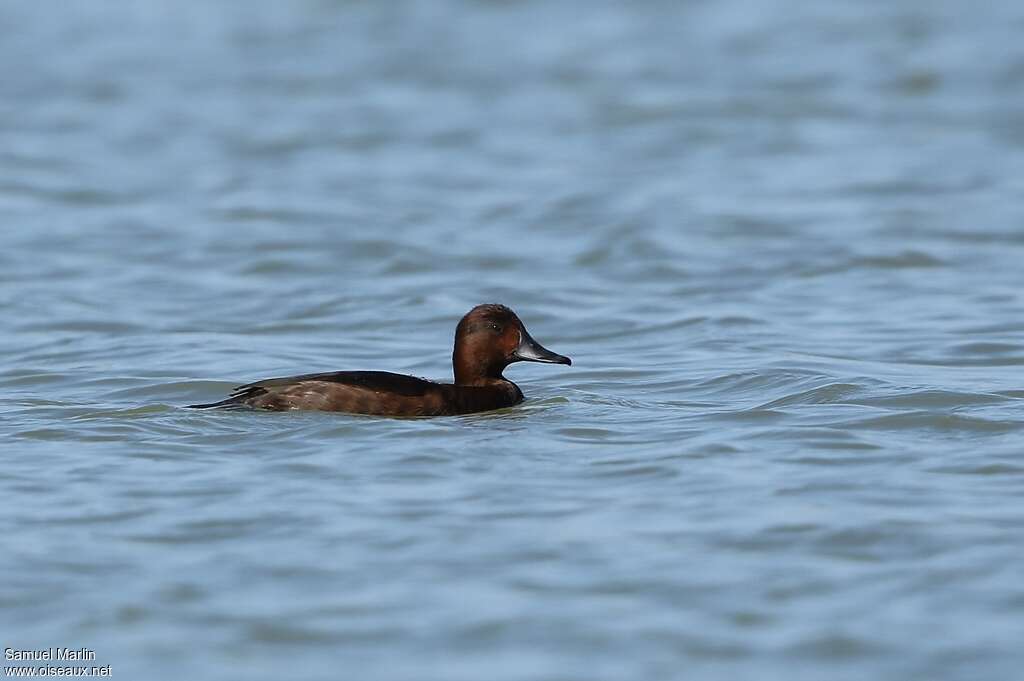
[188,371,446,414]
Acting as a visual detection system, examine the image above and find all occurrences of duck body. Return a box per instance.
[193,370,524,416]
[188,304,569,417]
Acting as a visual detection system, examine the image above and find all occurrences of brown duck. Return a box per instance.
[188,304,571,416]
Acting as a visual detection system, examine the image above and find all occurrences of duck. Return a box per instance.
[187,304,571,416]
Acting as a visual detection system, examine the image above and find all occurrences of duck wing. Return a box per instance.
[189,371,440,411]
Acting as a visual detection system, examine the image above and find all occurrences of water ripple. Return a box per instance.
[4,1,1024,680]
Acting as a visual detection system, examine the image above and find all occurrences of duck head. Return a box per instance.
[453,304,571,385]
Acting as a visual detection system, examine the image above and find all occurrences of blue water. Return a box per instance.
[3,1,1024,679]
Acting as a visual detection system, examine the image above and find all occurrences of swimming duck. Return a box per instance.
[188,304,571,416]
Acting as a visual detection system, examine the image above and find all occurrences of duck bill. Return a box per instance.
[513,329,572,365]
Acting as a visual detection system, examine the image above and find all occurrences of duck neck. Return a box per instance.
[454,363,506,386]
[453,349,507,386]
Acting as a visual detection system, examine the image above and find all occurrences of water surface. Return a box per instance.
[3,1,1024,680]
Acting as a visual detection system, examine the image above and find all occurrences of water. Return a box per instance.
[3,1,1024,679]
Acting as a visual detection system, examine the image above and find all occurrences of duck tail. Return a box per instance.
[186,396,246,409]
